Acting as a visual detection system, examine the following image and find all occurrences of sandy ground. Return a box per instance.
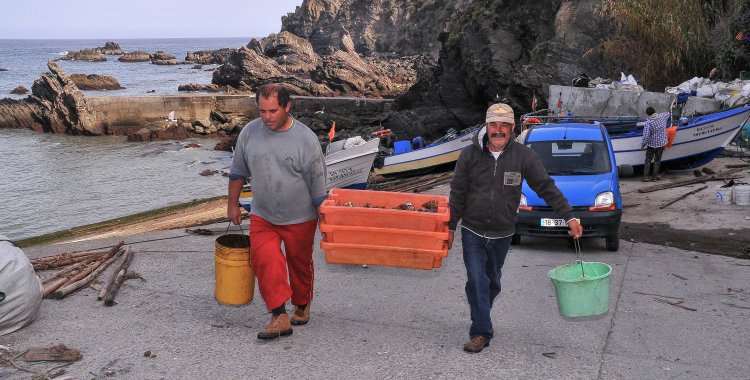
[59,157,750,257]
[617,157,750,257]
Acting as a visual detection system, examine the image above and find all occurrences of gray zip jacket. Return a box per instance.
[449,126,575,238]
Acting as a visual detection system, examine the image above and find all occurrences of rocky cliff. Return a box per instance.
[214,0,621,139]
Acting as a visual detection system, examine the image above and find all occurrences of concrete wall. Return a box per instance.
[548,85,720,118]
[87,95,256,126]
[86,94,394,129]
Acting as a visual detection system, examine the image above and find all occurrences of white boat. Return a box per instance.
[607,105,750,169]
[373,126,479,176]
[523,105,750,170]
[239,137,380,212]
[324,137,380,189]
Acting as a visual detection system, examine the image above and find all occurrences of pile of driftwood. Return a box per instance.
[32,241,137,305]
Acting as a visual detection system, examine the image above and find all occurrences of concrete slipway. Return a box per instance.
[2,217,750,379]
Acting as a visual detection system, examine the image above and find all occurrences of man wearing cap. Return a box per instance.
[448,103,583,353]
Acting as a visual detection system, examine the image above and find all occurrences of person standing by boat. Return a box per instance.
[447,103,583,353]
[640,106,670,181]
[227,83,327,340]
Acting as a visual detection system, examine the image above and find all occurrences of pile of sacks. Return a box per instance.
[586,72,645,92]
[666,77,750,108]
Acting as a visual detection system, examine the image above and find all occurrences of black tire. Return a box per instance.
[511,234,521,245]
[606,232,619,251]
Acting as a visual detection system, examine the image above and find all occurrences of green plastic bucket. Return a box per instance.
[548,261,612,318]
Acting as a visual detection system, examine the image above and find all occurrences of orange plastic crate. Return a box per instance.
[320,241,445,270]
[320,188,450,232]
[320,224,449,251]
[319,189,450,270]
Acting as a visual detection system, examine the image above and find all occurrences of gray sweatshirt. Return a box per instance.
[229,117,327,225]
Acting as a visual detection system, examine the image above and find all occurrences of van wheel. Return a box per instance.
[606,232,619,251]
[511,234,521,245]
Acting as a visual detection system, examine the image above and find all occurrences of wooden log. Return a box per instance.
[20,344,82,362]
[31,249,112,270]
[43,277,68,298]
[40,260,96,285]
[48,243,125,299]
[98,250,129,300]
[32,252,105,270]
[58,261,101,288]
[102,248,135,306]
[659,185,707,209]
[638,168,745,193]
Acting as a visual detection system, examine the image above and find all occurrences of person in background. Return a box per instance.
[227,83,327,340]
[448,103,583,353]
[640,106,670,181]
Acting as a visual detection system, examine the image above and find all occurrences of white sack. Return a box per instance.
[0,234,43,336]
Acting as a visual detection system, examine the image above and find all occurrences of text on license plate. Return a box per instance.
[540,218,566,227]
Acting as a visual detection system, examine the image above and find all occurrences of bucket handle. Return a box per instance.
[225,222,250,247]
[574,238,586,277]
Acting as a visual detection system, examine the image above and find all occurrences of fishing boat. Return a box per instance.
[324,137,380,189]
[239,137,380,212]
[609,105,750,169]
[373,126,480,177]
[522,105,750,170]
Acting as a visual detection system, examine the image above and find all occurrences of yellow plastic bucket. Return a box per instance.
[214,234,254,305]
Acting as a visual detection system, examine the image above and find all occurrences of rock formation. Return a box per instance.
[118,51,152,62]
[30,62,102,135]
[0,61,101,134]
[10,86,28,95]
[185,48,237,64]
[151,51,176,61]
[212,30,416,98]
[59,49,107,62]
[97,42,124,55]
[258,0,623,139]
[69,74,125,90]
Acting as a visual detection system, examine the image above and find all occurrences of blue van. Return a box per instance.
[514,122,622,251]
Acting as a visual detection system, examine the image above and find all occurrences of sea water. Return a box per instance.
[0,38,256,240]
[0,129,233,240]
[0,37,250,98]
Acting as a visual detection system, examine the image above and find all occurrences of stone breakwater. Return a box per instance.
[0,63,395,145]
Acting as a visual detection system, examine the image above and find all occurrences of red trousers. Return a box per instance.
[249,215,318,311]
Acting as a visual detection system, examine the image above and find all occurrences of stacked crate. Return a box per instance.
[319,188,450,270]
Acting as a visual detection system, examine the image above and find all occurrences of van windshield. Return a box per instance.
[526,140,611,175]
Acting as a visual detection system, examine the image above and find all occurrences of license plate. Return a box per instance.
[540,218,567,227]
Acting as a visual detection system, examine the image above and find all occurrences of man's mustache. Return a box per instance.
[490,132,506,138]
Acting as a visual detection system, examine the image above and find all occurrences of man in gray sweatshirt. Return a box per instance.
[228,84,327,340]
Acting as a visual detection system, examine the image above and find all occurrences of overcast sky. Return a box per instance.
[0,0,303,39]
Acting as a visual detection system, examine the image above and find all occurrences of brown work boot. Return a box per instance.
[257,314,293,340]
[290,303,310,326]
[463,336,489,353]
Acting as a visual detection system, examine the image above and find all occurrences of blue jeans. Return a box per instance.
[461,228,512,340]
